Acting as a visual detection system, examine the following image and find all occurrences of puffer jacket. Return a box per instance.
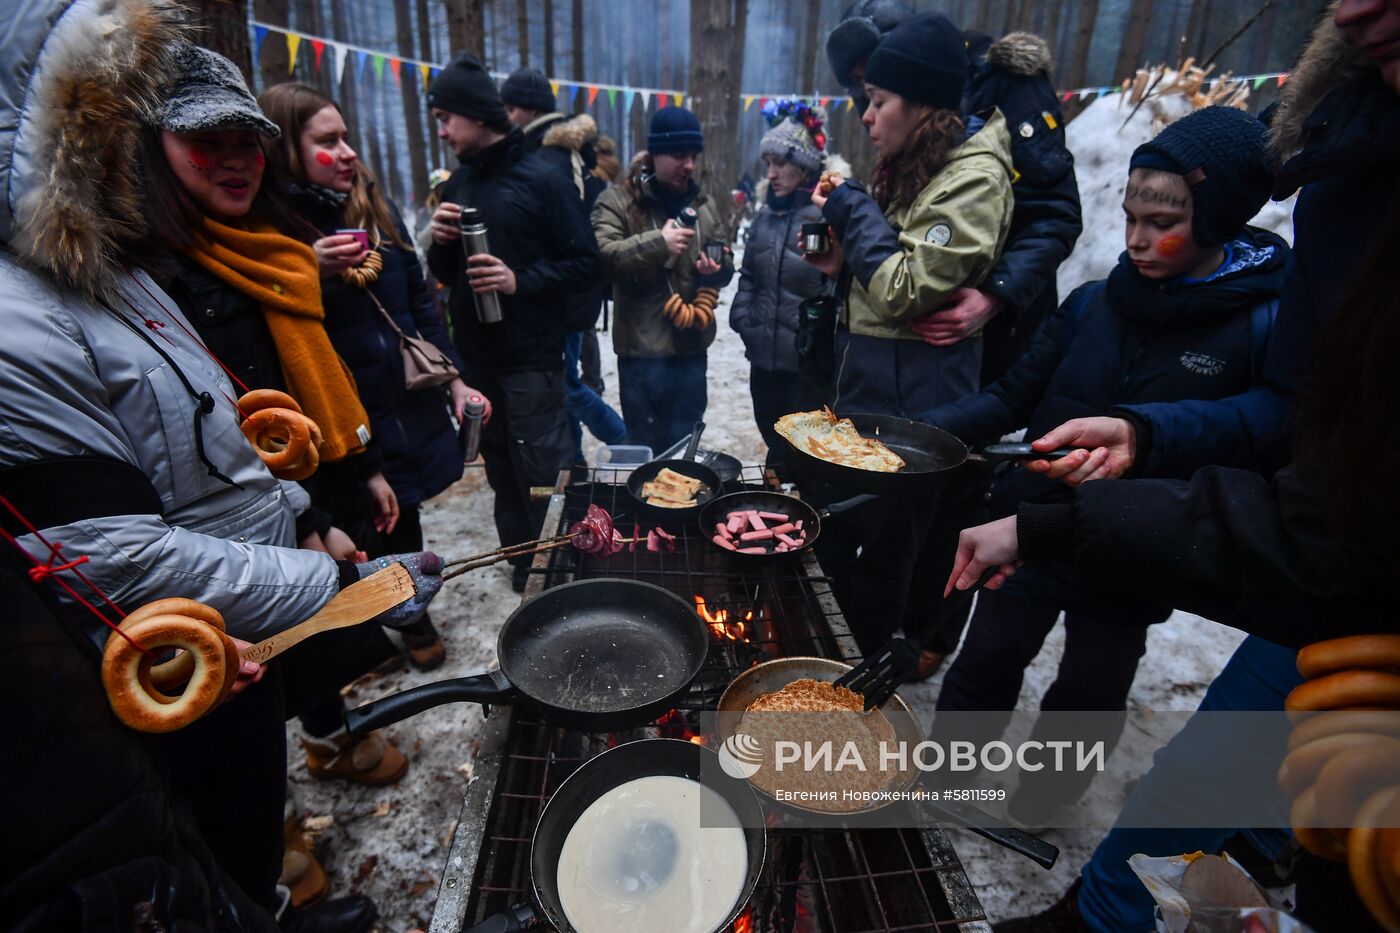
[822,109,1015,340]
[0,0,339,648]
[592,156,736,358]
[294,190,464,509]
[729,188,831,373]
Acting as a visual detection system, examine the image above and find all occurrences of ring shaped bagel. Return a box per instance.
[1291,785,1349,860]
[241,408,313,475]
[120,599,226,691]
[1316,745,1400,828]
[1289,711,1400,751]
[237,388,302,416]
[275,439,321,482]
[1347,787,1400,931]
[1299,635,1400,681]
[102,615,231,733]
[1286,670,1400,713]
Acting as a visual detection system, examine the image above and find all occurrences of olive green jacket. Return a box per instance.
[591,169,734,358]
[829,109,1015,340]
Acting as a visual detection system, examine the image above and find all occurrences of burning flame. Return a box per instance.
[695,595,752,642]
[732,910,754,933]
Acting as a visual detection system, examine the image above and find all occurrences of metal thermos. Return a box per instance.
[459,393,487,463]
[458,206,503,324]
[801,221,831,255]
[664,206,700,270]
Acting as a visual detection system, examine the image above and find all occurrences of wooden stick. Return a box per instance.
[239,562,415,664]
[442,537,579,579]
[441,532,577,569]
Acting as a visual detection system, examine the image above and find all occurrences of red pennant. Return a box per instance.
[1062,91,1073,102]
[1277,74,1287,87]
[758,97,768,110]
[311,39,325,69]
[587,85,600,106]
[820,97,830,107]
[390,57,402,85]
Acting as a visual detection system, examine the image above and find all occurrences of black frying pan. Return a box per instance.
[344,579,707,734]
[466,739,767,933]
[697,490,878,561]
[627,421,721,525]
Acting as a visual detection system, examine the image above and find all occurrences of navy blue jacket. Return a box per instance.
[427,129,601,374]
[298,191,466,509]
[924,227,1289,522]
[1018,70,1400,646]
[964,31,1083,384]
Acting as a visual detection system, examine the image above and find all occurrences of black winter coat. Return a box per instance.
[427,129,601,374]
[294,191,465,509]
[730,189,830,373]
[0,556,277,932]
[1018,69,1400,648]
[963,31,1083,384]
[926,227,1289,522]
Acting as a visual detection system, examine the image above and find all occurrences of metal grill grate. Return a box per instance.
[431,469,989,932]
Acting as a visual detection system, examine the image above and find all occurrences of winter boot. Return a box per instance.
[301,727,409,786]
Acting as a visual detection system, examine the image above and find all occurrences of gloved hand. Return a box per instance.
[355,551,444,630]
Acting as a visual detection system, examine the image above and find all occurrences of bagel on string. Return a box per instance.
[239,406,323,480]
[102,604,237,733]
[237,388,302,417]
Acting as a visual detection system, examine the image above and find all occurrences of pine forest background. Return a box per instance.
[192,0,1328,214]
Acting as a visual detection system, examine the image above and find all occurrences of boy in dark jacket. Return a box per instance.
[426,54,600,590]
[922,106,1287,827]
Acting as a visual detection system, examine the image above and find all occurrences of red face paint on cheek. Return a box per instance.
[187,147,212,170]
[253,151,265,168]
[314,151,335,167]
[1157,234,1187,257]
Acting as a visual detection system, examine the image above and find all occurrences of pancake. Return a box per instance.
[774,408,906,473]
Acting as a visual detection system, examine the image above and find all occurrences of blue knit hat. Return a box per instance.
[648,107,704,155]
[863,12,967,112]
[1129,106,1275,248]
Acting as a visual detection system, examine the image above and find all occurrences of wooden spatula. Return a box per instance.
[239,562,415,664]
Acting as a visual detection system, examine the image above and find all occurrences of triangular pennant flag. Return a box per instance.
[820,97,830,107]
[1062,91,1073,102]
[1079,88,1094,100]
[607,88,617,106]
[1277,74,1288,86]
[390,57,402,85]
[587,85,600,106]
[550,80,559,97]
[623,89,635,112]
[356,50,369,81]
[252,25,268,73]
[335,44,349,85]
[566,84,580,106]
[1252,75,1266,89]
[431,67,440,81]
[758,96,768,110]
[311,39,325,70]
[372,54,385,79]
[846,97,855,111]
[639,90,650,109]
[743,95,754,111]
[675,94,685,107]
[1097,88,1110,98]
[287,33,302,73]
[420,64,431,86]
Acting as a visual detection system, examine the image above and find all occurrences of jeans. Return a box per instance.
[1077,635,1302,932]
[564,331,626,463]
[617,354,708,455]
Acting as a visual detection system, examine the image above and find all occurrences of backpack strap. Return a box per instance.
[1249,297,1280,379]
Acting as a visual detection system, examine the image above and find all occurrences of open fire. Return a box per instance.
[695,594,753,642]
[732,909,754,933]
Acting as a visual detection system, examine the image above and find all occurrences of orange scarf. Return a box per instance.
[184,216,370,462]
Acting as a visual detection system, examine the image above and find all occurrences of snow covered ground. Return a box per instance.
[294,89,1290,929]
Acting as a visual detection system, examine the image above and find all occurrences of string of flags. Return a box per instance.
[248,20,1289,117]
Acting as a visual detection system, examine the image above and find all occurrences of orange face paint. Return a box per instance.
[314,151,335,167]
[187,147,212,170]
[1157,234,1187,257]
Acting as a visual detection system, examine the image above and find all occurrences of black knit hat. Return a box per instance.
[863,12,967,112]
[428,53,508,125]
[648,107,704,155]
[500,67,556,113]
[825,0,914,88]
[1129,106,1275,248]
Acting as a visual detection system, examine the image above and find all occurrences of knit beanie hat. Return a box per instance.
[826,0,914,88]
[500,67,556,113]
[864,12,968,112]
[156,43,280,138]
[648,107,704,155]
[760,100,828,174]
[428,53,508,125]
[1129,106,1275,248]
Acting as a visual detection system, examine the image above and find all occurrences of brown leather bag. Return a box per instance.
[366,291,459,390]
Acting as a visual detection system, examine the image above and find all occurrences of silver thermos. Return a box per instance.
[459,206,503,324]
[664,206,699,270]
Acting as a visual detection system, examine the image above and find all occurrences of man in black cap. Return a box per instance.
[426,53,600,592]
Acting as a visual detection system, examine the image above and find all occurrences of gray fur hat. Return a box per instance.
[760,115,826,174]
[155,43,280,138]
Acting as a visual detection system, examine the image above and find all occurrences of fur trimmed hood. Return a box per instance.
[1270,3,1370,159]
[987,32,1052,77]
[1,0,188,295]
[542,113,598,153]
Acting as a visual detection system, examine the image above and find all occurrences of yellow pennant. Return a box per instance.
[420,64,431,86]
[287,33,301,73]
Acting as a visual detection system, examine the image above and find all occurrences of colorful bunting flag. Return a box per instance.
[356,50,369,81]
[390,57,401,85]
[252,25,268,73]
[1277,74,1287,86]
[335,44,349,85]
[550,80,559,97]
[743,95,755,110]
[846,98,854,111]
[639,91,650,109]
[567,84,579,106]
[311,39,324,69]
[623,90,635,112]
[286,33,301,73]
[820,97,830,107]
[1253,75,1267,90]
[607,89,616,106]
[674,94,685,107]
[588,85,600,106]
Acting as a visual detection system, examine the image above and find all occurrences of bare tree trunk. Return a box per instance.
[659,0,672,88]
[571,0,585,114]
[1248,0,1279,73]
[543,0,555,74]
[1016,0,1034,33]
[254,0,290,90]
[687,0,747,229]
[517,0,530,66]
[294,0,331,93]
[1113,0,1154,82]
[192,0,252,82]
[330,0,361,157]
[799,0,821,95]
[445,0,486,59]
[1064,0,1099,91]
[394,0,430,204]
[1184,0,1212,59]
[625,2,645,158]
